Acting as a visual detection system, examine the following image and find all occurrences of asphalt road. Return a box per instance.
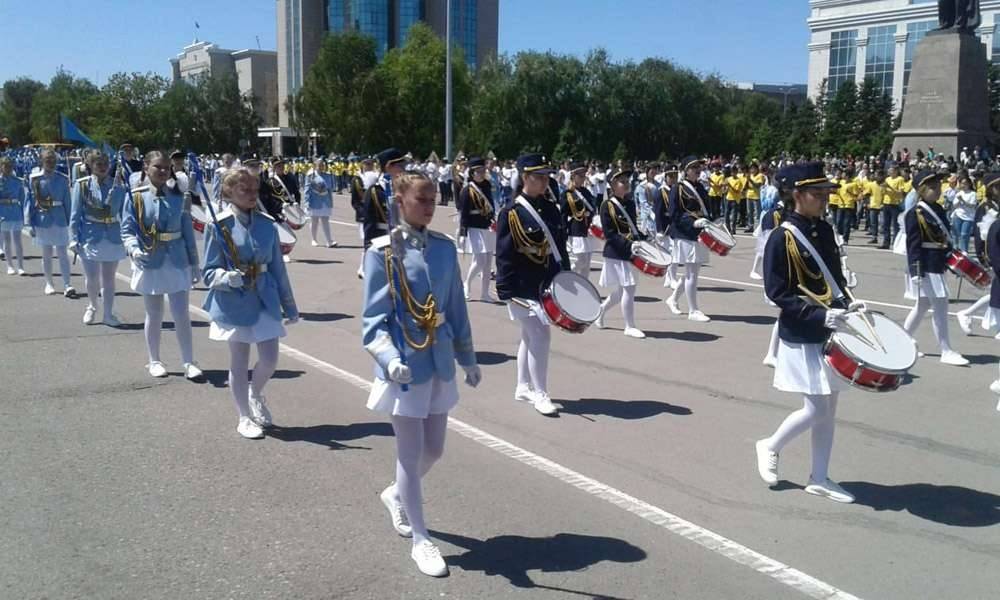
[1,199,997,600]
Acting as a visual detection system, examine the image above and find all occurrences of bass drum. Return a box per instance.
[275,222,297,255]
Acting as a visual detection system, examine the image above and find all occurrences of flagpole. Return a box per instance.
[445,0,453,162]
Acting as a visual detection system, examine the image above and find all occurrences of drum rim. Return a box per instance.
[547,271,602,322]
[826,313,917,374]
[702,225,736,246]
[825,348,902,392]
[633,241,670,267]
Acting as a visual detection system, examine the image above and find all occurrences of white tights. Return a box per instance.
[142,292,195,365]
[227,339,280,417]
[310,216,334,245]
[517,315,551,394]
[571,252,592,277]
[464,252,493,299]
[669,263,701,312]
[390,413,449,545]
[764,320,780,362]
[765,392,839,482]
[663,263,679,288]
[750,253,763,277]
[600,284,638,330]
[41,245,71,287]
[2,231,24,269]
[904,296,953,353]
[960,294,990,318]
[81,259,119,318]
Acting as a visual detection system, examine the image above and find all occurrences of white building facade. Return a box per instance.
[808,0,1000,109]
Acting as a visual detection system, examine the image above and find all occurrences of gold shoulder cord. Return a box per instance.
[607,200,634,241]
[680,184,703,218]
[468,183,494,218]
[33,178,49,213]
[383,247,438,350]
[369,187,388,222]
[773,211,781,228]
[133,190,158,254]
[565,187,587,221]
[916,208,947,244]
[784,230,833,305]
[508,207,550,265]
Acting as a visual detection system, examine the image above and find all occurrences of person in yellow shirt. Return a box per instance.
[881,166,907,249]
[737,166,750,228]
[723,166,745,233]
[708,163,726,221]
[866,170,885,245]
[835,169,862,245]
[745,163,765,233]
[827,167,843,222]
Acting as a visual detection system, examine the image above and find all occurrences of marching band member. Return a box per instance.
[754,162,858,504]
[353,159,378,278]
[982,198,1000,401]
[364,148,409,248]
[635,163,659,236]
[69,151,126,326]
[304,158,337,247]
[596,168,646,339]
[121,150,203,380]
[957,173,1000,336]
[654,165,680,288]
[362,171,479,578]
[560,162,599,278]
[759,191,788,368]
[665,156,712,323]
[202,168,299,440]
[459,157,497,302]
[26,149,76,297]
[0,157,26,275]
[903,170,968,366]
[211,153,236,211]
[496,154,570,416]
[259,157,301,223]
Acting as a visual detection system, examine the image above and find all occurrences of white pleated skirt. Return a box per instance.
[367,375,459,418]
[599,257,637,288]
[1,220,23,232]
[33,225,69,247]
[982,307,1000,331]
[903,272,949,300]
[82,239,127,262]
[463,227,496,254]
[130,263,192,296]
[773,339,846,396]
[308,206,332,217]
[671,237,709,265]
[507,299,551,325]
[569,235,600,254]
[209,311,286,344]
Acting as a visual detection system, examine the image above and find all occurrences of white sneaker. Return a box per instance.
[749,271,763,280]
[668,277,680,290]
[956,312,973,335]
[533,393,558,416]
[327,241,338,248]
[688,311,711,323]
[754,440,779,486]
[380,485,412,537]
[514,384,534,403]
[665,297,682,315]
[595,310,606,329]
[237,416,265,439]
[940,351,970,367]
[104,314,122,327]
[623,327,646,339]
[990,380,1000,395]
[310,240,319,247]
[5,266,14,276]
[83,306,97,325]
[183,362,204,380]
[805,477,855,504]
[762,355,777,369]
[63,286,76,298]
[147,361,168,378]
[411,540,448,577]
[282,255,291,263]
[17,268,26,276]
[44,283,57,295]
[248,391,273,428]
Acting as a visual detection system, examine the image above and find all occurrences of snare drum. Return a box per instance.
[946,249,992,289]
[275,222,297,255]
[699,223,736,257]
[590,215,605,240]
[825,312,917,392]
[630,241,670,278]
[190,204,209,234]
[282,203,307,231]
[540,271,602,334]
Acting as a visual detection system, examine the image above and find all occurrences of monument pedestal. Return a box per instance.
[892,31,994,157]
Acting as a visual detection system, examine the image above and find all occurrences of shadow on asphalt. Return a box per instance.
[432,530,645,598]
[955,353,997,366]
[707,314,775,326]
[299,311,353,323]
[843,482,1000,527]
[293,258,344,265]
[699,286,744,293]
[200,369,306,388]
[557,398,692,420]
[476,351,515,365]
[266,421,394,450]
[634,296,660,303]
[643,330,720,342]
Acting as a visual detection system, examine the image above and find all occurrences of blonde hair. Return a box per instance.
[393,171,434,197]
[221,167,258,199]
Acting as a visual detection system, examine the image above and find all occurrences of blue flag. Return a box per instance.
[59,114,96,147]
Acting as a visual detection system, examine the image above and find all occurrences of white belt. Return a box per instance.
[374,223,389,230]
[0,199,18,205]
[85,215,119,224]
[921,242,947,249]
[40,201,63,207]
[470,210,492,216]
[157,231,182,242]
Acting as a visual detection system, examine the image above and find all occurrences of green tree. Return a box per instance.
[29,70,100,142]
[0,78,45,145]
[92,72,170,149]
[819,81,858,155]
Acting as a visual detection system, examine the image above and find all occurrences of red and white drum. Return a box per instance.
[825,311,917,393]
[540,271,602,334]
[699,223,736,257]
[190,204,209,234]
[630,241,670,278]
[946,249,992,289]
[275,222,297,256]
[590,215,605,240]
[282,203,307,231]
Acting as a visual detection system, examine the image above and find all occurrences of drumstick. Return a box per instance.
[798,284,884,352]
[841,287,885,349]
[509,297,532,309]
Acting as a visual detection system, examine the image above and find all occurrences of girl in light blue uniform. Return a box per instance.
[304,159,337,247]
[25,149,75,296]
[70,151,127,327]
[202,168,299,440]
[121,150,203,381]
[0,157,26,275]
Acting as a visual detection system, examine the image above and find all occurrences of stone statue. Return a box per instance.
[938,0,981,32]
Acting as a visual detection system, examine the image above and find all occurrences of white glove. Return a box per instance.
[694,218,711,229]
[462,364,482,388]
[191,271,201,285]
[824,308,848,330]
[848,300,867,313]
[655,232,666,244]
[131,247,149,267]
[221,270,244,289]
[910,275,921,289]
[387,358,413,385]
[284,316,299,326]
[68,240,81,254]
[630,242,642,255]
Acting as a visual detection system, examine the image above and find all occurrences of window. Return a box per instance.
[396,0,423,47]
[903,20,936,95]
[352,0,390,59]
[865,25,895,97]
[327,0,347,32]
[451,0,478,69]
[827,30,858,93]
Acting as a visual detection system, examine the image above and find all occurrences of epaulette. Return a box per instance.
[29,171,43,180]
[428,230,458,246]
[257,209,276,222]
[214,208,235,223]
[370,235,391,250]
[131,185,151,194]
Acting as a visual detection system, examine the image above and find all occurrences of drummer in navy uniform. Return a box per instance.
[595,167,647,339]
[759,191,789,369]
[351,159,374,278]
[754,162,862,504]
[559,162,599,278]
[665,156,712,322]
[259,157,301,224]
[363,148,409,249]
[956,173,1000,336]
[902,169,969,366]
[653,164,680,289]
[981,178,1000,403]
[459,156,498,302]
[496,154,570,416]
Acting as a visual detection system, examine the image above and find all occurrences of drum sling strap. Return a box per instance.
[680,180,708,216]
[608,197,639,239]
[781,222,846,302]
[514,195,559,266]
[917,201,951,244]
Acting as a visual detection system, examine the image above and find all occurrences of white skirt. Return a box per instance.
[983,307,1000,331]
[0,220,23,232]
[367,375,459,419]
[82,239,127,262]
[463,227,496,254]
[599,257,637,288]
[34,225,69,247]
[507,299,551,325]
[308,206,332,217]
[569,235,600,254]
[755,232,769,256]
[904,272,949,300]
[209,311,286,344]
[130,263,193,296]
[773,339,846,396]
[671,237,709,265]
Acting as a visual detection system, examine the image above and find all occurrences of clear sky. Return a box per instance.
[0,0,810,86]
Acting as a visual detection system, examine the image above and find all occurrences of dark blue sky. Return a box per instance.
[0,0,810,85]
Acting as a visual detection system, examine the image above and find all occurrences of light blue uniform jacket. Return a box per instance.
[120,185,199,270]
[0,175,25,226]
[25,171,71,228]
[70,176,126,249]
[304,172,334,210]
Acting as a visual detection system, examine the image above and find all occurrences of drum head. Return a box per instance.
[550,271,602,322]
[706,223,735,246]
[275,222,297,243]
[190,204,208,223]
[284,204,306,222]
[635,241,669,267]
[834,312,917,372]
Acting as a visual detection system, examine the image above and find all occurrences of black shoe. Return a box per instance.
[878,244,889,250]
[867,239,879,244]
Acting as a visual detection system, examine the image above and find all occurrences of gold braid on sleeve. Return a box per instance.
[607,200,633,241]
[133,190,158,254]
[508,208,549,264]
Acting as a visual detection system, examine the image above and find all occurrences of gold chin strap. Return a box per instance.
[508,208,549,264]
[384,246,438,350]
[784,229,833,305]
[133,190,159,254]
